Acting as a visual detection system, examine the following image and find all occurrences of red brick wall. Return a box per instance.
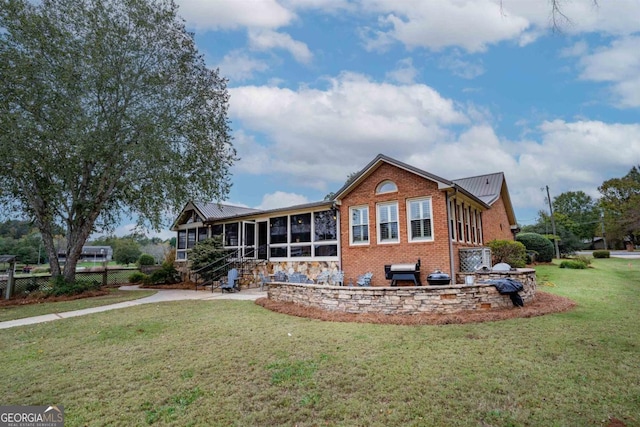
[481,196,515,242]
[339,163,453,286]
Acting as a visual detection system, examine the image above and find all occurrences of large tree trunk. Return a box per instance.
[62,217,97,283]
[40,231,61,277]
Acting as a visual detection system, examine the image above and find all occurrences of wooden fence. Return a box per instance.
[0,268,138,298]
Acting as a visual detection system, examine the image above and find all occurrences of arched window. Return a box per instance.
[376,180,397,194]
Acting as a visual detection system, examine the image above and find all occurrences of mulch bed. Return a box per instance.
[0,289,111,307]
[255,291,576,325]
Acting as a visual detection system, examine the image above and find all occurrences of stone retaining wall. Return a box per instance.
[267,269,536,315]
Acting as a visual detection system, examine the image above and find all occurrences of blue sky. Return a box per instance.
[122,0,640,239]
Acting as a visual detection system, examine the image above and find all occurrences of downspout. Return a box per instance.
[446,190,456,279]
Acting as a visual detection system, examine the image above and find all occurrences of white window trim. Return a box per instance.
[376,180,398,194]
[456,201,464,242]
[377,201,399,244]
[349,205,370,246]
[407,197,434,243]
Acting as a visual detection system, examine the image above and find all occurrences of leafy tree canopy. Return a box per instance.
[552,191,600,241]
[0,0,234,282]
[599,166,640,246]
[113,239,141,266]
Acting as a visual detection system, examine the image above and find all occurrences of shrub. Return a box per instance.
[593,250,610,258]
[144,262,180,285]
[559,260,587,269]
[137,254,156,266]
[573,255,592,266]
[128,271,148,284]
[487,240,526,268]
[47,276,101,296]
[516,233,555,262]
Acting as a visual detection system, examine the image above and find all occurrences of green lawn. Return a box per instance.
[0,289,156,322]
[0,258,638,426]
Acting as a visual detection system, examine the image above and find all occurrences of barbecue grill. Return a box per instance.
[427,270,451,286]
[384,259,422,286]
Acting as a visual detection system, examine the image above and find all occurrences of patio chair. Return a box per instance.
[315,270,331,285]
[357,272,373,287]
[258,273,271,291]
[220,268,239,293]
[273,271,287,282]
[289,273,309,283]
[330,270,344,286]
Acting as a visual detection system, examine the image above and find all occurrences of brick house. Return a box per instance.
[172,154,518,286]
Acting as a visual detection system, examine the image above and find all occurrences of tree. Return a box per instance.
[599,166,640,248]
[0,0,234,283]
[552,191,600,242]
[113,239,141,266]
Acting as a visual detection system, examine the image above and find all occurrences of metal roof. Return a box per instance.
[173,200,334,228]
[192,201,261,220]
[452,172,505,205]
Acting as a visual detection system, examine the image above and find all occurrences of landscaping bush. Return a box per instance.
[46,276,101,296]
[593,250,610,258]
[143,262,180,285]
[137,254,156,266]
[516,232,555,262]
[572,255,592,266]
[128,271,148,284]
[487,239,526,268]
[559,260,587,269]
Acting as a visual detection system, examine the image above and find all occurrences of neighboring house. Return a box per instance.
[57,246,113,263]
[171,154,518,286]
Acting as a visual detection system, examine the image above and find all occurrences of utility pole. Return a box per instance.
[546,185,561,259]
[600,209,607,250]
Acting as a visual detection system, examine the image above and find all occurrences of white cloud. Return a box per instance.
[256,191,311,210]
[249,29,313,64]
[358,0,640,54]
[229,72,468,185]
[577,36,640,107]
[227,70,640,222]
[231,130,271,175]
[511,120,640,208]
[282,0,354,12]
[217,50,269,81]
[438,50,485,79]
[360,0,530,53]
[386,57,418,84]
[176,0,294,30]
[405,125,517,179]
[560,40,589,58]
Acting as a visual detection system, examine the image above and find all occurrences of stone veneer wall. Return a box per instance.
[243,260,342,287]
[267,269,536,314]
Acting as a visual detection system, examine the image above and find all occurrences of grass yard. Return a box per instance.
[0,258,638,426]
[0,289,156,322]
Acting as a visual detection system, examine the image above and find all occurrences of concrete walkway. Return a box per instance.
[0,285,266,330]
